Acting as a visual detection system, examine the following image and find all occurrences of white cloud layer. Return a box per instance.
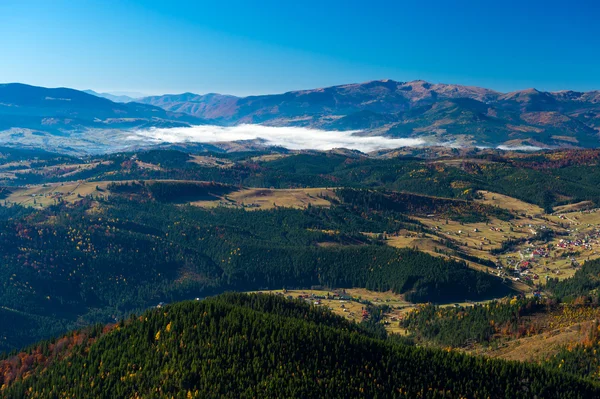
[129,124,425,152]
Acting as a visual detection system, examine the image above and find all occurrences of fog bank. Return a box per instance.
[129,125,425,152]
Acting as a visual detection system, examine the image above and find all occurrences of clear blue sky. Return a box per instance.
[1,0,598,96]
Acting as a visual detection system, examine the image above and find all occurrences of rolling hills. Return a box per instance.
[3,146,600,353]
[2,147,600,396]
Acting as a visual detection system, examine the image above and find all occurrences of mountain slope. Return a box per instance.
[2,293,599,398]
[137,92,239,121]
[138,80,500,123]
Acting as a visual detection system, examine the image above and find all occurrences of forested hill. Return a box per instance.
[0,198,507,353]
[2,293,599,398]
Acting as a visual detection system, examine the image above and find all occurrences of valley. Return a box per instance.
[2,146,600,396]
[4,2,600,396]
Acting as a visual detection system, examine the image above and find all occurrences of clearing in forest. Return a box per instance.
[191,187,336,210]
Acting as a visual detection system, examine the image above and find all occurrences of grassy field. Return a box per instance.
[135,160,164,171]
[473,322,587,362]
[414,216,552,254]
[5,181,336,211]
[477,190,544,215]
[384,231,457,260]
[0,161,109,182]
[192,188,336,210]
[383,231,519,285]
[5,181,112,208]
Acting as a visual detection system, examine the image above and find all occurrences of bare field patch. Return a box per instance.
[230,188,336,209]
[0,161,32,170]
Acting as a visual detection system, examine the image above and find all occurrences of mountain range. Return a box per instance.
[1,80,599,152]
[137,79,600,148]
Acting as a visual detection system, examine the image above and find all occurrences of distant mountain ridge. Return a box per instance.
[0,83,207,133]
[137,79,600,148]
[1,80,600,150]
[83,89,138,103]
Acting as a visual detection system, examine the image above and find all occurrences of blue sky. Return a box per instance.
[1,0,598,96]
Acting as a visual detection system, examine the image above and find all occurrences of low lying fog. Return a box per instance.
[127,125,543,153]
[496,145,543,151]
[129,125,425,152]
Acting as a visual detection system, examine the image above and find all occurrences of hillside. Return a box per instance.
[137,92,240,120]
[2,293,599,398]
[0,190,509,353]
[137,79,600,148]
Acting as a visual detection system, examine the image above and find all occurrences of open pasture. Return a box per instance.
[5,181,112,208]
[192,187,336,210]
